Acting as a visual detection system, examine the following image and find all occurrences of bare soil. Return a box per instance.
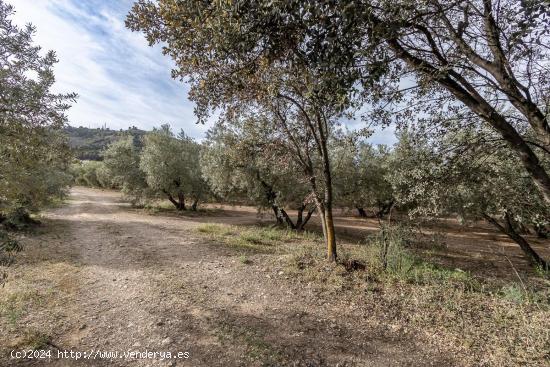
[0,187,547,366]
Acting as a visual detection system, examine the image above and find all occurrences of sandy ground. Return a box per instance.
[1,187,547,366]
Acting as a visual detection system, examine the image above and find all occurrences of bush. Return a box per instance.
[363,225,480,290]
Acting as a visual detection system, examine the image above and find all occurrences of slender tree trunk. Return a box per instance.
[296,205,305,228]
[297,207,315,230]
[177,191,186,211]
[325,203,337,261]
[164,190,180,210]
[316,113,337,261]
[316,201,328,248]
[356,207,367,218]
[279,208,297,229]
[293,205,315,231]
[257,173,284,225]
[271,205,283,225]
[279,205,315,231]
[484,213,548,270]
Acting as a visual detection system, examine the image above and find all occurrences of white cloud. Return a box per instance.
[10,0,207,137]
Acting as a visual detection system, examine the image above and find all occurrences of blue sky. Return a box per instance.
[11,0,395,144]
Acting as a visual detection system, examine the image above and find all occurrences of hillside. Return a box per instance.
[64,125,146,160]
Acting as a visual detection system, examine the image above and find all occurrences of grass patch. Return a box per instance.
[239,254,252,265]
[0,288,49,326]
[215,320,284,365]
[285,225,480,292]
[18,330,52,349]
[196,223,320,254]
[282,224,549,366]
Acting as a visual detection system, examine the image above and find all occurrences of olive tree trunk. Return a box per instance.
[484,213,548,270]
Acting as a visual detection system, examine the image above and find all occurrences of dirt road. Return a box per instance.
[1,187,452,366]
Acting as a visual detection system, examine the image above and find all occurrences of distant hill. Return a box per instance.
[64,125,146,161]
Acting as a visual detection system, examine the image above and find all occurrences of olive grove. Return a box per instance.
[126,1,368,261]
[72,126,206,211]
[125,0,548,268]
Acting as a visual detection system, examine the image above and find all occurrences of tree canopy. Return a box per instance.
[202,116,315,230]
[0,1,74,218]
[140,125,205,210]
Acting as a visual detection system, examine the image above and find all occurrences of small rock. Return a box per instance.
[79,324,87,330]
[161,337,172,346]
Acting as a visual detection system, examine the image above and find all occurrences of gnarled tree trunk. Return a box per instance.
[296,205,315,231]
[484,212,548,270]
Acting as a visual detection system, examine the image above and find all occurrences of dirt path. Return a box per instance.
[2,187,453,366]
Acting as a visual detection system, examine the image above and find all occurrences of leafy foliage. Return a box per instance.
[140,125,205,210]
[0,1,74,279]
[71,160,113,189]
[389,126,550,268]
[0,1,74,217]
[202,117,315,229]
[103,135,149,202]
[332,139,394,217]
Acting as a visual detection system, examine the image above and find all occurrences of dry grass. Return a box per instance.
[196,223,320,254]
[195,223,550,366]
[0,261,79,353]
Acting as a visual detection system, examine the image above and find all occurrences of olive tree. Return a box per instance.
[0,0,74,221]
[201,117,315,230]
[140,125,204,210]
[362,0,550,205]
[0,1,74,278]
[389,127,549,269]
[71,160,113,188]
[333,140,394,218]
[103,136,149,203]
